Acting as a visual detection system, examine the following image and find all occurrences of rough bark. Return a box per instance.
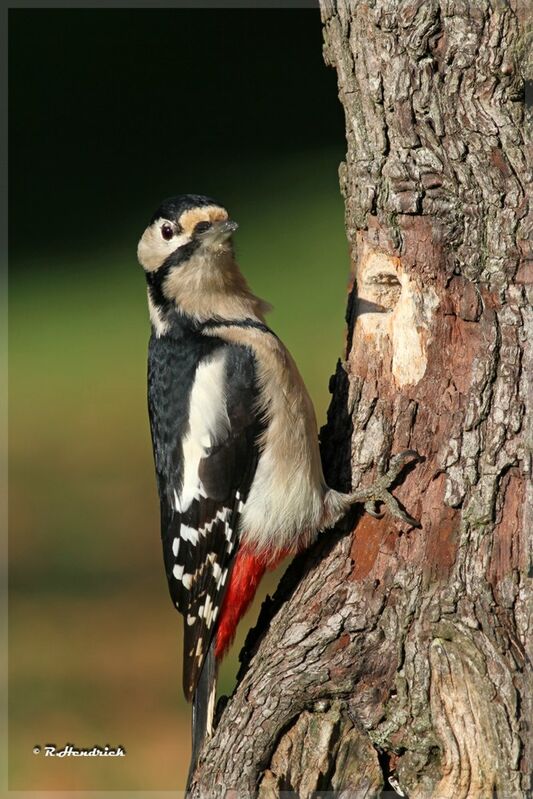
[190,2,531,797]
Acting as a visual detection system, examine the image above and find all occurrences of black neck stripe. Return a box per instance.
[199,318,278,339]
[145,239,201,311]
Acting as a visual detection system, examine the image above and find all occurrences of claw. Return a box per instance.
[401,511,422,528]
[351,449,423,529]
[385,450,422,483]
[383,491,422,528]
[398,449,420,460]
[364,500,384,519]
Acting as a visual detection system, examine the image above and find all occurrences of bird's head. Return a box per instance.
[137,194,238,273]
[138,194,268,330]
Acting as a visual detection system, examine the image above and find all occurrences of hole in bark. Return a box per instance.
[377,749,406,798]
[360,265,402,311]
[426,116,436,134]
[354,246,439,388]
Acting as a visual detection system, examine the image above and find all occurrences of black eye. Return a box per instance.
[195,221,212,234]
[161,223,174,240]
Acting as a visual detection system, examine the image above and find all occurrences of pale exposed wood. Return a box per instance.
[189,2,531,796]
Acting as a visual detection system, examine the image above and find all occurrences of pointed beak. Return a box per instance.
[205,219,238,244]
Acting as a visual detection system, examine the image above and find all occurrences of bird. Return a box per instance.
[137,193,420,781]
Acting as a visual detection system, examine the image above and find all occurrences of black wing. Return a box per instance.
[148,337,263,700]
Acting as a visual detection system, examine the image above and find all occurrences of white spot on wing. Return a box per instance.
[198,506,231,536]
[172,538,180,557]
[182,573,193,590]
[180,524,199,545]
[204,595,214,627]
[173,489,182,512]
[173,564,184,580]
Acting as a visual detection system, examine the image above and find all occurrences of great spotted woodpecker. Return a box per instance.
[137,194,420,775]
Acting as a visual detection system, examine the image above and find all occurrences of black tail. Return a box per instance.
[186,638,216,794]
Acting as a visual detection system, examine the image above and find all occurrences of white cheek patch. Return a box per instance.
[137,220,191,272]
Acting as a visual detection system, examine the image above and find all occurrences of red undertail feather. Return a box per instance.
[215,544,289,660]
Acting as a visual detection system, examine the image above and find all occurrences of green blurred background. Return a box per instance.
[8,7,348,790]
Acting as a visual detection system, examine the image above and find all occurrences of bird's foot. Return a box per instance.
[349,450,422,528]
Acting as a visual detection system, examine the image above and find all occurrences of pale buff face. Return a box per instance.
[137,205,229,273]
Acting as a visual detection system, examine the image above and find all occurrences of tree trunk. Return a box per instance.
[189,2,531,796]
